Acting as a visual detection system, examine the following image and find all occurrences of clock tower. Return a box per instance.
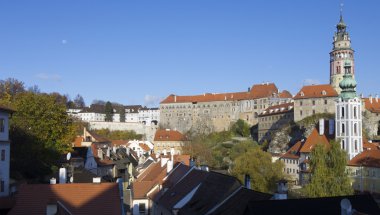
[330,13,355,94]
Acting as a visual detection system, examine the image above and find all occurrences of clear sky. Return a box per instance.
[1,0,379,107]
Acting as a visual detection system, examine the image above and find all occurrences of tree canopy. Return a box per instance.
[105,101,113,122]
[303,141,353,197]
[231,146,284,193]
[92,128,143,140]
[231,119,251,137]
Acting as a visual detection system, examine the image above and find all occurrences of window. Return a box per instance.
[0,180,4,192]
[313,110,316,115]
[300,110,303,116]
[342,124,345,134]
[0,118,4,132]
[354,123,358,135]
[355,140,358,151]
[342,140,345,150]
[139,203,146,213]
[341,107,345,118]
[1,150,4,161]
[324,100,328,105]
[354,107,357,118]
[312,100,316,106]
[300,101,303,106]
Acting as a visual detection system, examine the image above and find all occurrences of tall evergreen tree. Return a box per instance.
[105,101,114,122]
[73,94,85,108]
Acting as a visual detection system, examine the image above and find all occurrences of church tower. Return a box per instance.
[330,13,355,94]
[335,61,362,160]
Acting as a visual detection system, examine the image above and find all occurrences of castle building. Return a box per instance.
[330,14,355,94]
[159,83,292,133]
[335,61,363,160]
[0,105,14,197]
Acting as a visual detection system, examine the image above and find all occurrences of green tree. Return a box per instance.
[10,92,76,180]
[92,128,142,140]
[231,119,251,137]
[74,94,85,108]
[231,146,284,193]
[105,101,113,122]
[0,78,25,105]
[304,141,353,197]
[119,107,126,122]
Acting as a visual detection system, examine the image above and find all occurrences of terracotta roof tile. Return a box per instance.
[173,154,191,166]
[294,84,338,99]
[111,140,130,147]
[281,141,302,159]
[139,143,151,152]
[9,183,121,215]
[73,136,84,147]
[348,150,380,168]
[154,129,187,142]
[363,98,380,113]
[299,128,330,153]
[160,83,281,104]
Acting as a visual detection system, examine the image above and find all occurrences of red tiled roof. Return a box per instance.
[160,83,280,104]
[259,102,294,117]
[278,90,293,98]
[348,150,380,168]
[133,162,168,199]
[294,84,338,99]
[154,129,187,142]
[281,141,302,159]
[363,138,380,151]
[299,128,330,153]
[9,183,121,215]
[363,98,380,113]
[173,155,191,166]
[87,130,110,143]
[139,143,151,152]
[73,136,83,147]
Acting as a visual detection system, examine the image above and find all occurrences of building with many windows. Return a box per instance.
[0,105,14,197]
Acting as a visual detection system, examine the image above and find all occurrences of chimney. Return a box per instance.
[112,146,116,153]
[106,147,110,158]
[170,147,175,160]
[370,95,373,104]
[161,157,169,167]
[98,148,103,160]
[167,160,173,173]
[174,95,177,103]
[163,149,167,156]
[244,174,251,189]
[224,96,227,101]
[273,180,288,200]
[46,200,57,215]
[50,178,56,185]
[248,87,251,92]
[59,168,67,184]
[126,147,130,156]
[319,119,325,136]
[93,177,101,184]
[376,94,379,103]
[340,199,352,215]
[189,157,196,167]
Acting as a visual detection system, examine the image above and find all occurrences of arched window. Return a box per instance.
[342,123,345,134]
[355,140,358,151]
[341,107,345,118]
[342,140,345,150]
[354,123,358,135]
[354,107,357,118]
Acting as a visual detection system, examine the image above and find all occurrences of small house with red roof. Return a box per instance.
[153,129,189,155]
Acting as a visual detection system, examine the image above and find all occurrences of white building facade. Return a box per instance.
[0,106,14,197]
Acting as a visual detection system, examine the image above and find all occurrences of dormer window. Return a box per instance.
[300,92,304,97]
[322,90,327,96]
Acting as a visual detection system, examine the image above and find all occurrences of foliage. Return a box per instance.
[304,141,353,197]
[231,146,284,193]
[91,128,143,140]
[231,119,251,137]
[9,92,76,180]
[74,94,85,108]
[0,78,25,105]
[105,101,113,122]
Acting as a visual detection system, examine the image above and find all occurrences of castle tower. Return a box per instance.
[335,61,362,160]
[330,13,355,94]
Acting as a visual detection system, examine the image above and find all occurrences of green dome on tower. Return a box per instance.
[339,61,357,100]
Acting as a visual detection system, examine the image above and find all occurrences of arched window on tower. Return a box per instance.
[342,140,345,150]
[355,140,358,151]
[342,123,345,134]
[341,107,345,118]
[354,123,358,135]
[354,107,357,118]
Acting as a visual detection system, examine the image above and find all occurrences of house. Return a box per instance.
[153,129,189,155]
[293,84,338,121]
[363,96,380,138]
[347,147,380,193]
[0,105,15,197]
[258,102,294,143]
[8,183,124,215]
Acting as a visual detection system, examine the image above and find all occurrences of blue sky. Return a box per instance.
[1,0,379,107]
